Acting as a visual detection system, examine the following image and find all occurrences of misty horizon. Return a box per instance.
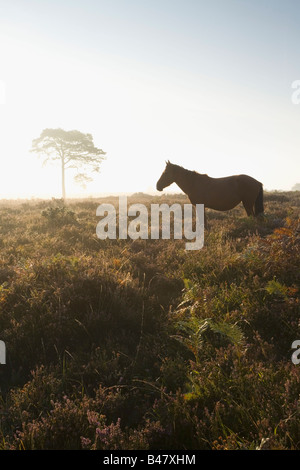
[1,1,300,199]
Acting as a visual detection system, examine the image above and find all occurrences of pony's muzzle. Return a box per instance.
[156,183,163,191]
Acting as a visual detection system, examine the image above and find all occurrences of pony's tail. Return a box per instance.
[255,184,264,216]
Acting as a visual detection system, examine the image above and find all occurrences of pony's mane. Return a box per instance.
[170,163,208,178]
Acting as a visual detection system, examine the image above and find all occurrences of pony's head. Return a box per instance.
[156,160,175,191]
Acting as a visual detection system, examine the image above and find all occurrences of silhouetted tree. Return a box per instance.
[31,128,106,200]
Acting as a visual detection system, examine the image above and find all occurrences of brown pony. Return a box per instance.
[156,161,264,217]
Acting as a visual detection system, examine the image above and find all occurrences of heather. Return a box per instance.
[0,191,299,450]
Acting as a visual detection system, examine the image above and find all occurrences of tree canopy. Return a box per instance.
[31,128,106,199]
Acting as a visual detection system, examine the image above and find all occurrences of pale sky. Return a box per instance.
[0,0,300,198]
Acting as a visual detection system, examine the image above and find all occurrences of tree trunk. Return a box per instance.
[61,156,66,200]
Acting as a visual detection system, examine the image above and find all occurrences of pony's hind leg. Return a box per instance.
[254,185,264,216]
[242,200,255,217]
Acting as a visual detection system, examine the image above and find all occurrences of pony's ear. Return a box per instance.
[166,159,171,165]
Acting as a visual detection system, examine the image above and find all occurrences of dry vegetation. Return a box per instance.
[0,191,299,450]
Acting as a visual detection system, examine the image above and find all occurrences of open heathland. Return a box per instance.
[0,191,299,450]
